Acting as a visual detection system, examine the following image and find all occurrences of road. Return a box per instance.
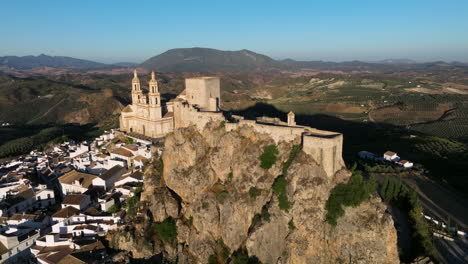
[376,172,468,263]
[400,173,468,232]
[435,236,468,264]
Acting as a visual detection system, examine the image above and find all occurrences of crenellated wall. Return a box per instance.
[225,119,344,178]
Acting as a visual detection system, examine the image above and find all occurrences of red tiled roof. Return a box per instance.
[52,206,80,218]
[111,147,133,158]
[62,194,88,205]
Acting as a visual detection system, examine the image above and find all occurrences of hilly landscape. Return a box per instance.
[2,49,468,199]
[0,54,106,69]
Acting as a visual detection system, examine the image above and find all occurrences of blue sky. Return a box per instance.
[1,0,467,63]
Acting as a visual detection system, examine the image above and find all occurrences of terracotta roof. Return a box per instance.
[31,245,71,254]
[37,247,74,264]
[384,151,396,156]
[58,255,86,264]
[9,213,39,221]
[99,165,124,181]
[74,240,105,252]
[62,194,88,205]
[16,188,35,199]
[52,206,80,218]
[58,170,97,188]
[123,145,138,151]
[111,147,133,158]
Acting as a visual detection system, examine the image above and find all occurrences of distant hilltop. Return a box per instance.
[0,54,105,69]
[1,48,467,72]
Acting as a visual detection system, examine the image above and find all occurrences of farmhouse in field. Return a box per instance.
[383,151,400,161]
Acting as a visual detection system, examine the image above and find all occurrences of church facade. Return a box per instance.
[119,70,223,138]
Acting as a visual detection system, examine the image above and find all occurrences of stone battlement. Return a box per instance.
[225,118,344,178]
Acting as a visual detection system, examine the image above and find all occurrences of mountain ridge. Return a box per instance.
[0,54,106,69]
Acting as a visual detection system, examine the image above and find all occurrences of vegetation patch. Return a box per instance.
[107,204,121,213]
[125,136,134,144]
[208,238,230,264]
[153,217,178,243]
[259,144,279,169]
[249,187,261,199]
[250,205,271,231]
[288,219,295,231]
[380,176,438,261]
[231,248,261,264]
[282,145,301,175]
[325,170,376,226]
[272,175,290,212]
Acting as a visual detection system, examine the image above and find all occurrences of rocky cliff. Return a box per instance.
[107,121,399,264]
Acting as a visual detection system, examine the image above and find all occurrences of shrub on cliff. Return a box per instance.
[325,171,376,226]
[259,144,278,169]
[208,238,230,264]
[272,175,290,212]
[153,217,177,242]
[282,145,301,175]
[249,187,261,198]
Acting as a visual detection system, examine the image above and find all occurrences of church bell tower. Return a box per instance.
[148,71,161,106]
[131,69,142,105]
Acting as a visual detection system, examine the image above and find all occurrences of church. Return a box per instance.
[119,70,224,138]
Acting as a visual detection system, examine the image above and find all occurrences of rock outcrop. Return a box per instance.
[107,121,399,264]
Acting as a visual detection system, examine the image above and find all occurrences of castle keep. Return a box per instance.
[120,71,345,177]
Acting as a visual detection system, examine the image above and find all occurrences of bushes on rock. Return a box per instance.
[272,175,290,212]
[231,248,261,264]
[249,187,261,199]
[259,144,279,169]
[153,217,177,242]
[325,171,376,226]
[107,204,120,213]
[282,145,301,175]
[379,176,438,261]
[208,238,230,264]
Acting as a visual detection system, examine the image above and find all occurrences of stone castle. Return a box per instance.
[120,71,345,177]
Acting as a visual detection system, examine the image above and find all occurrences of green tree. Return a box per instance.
[259,144,279,169]
[153,217,178,242]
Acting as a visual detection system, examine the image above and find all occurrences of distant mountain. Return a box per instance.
[141,48,283,72]
[112,62,139,67]
[0,54,105,69]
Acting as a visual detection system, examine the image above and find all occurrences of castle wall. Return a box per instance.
[225,120,344,178]
[303,133,344,178]
[173,100,224,130]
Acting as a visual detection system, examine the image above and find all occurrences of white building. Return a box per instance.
[398,160,414,168]
[58,170,97,196]
[383,151,400,162]
[115,171,143,187]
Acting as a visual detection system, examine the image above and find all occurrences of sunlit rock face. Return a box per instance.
[107,122,399,264]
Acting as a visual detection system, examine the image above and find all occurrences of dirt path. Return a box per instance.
[27,97,66,124]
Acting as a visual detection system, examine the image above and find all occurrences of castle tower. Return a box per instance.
[131,69,142,105]
[287,111,296,126]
